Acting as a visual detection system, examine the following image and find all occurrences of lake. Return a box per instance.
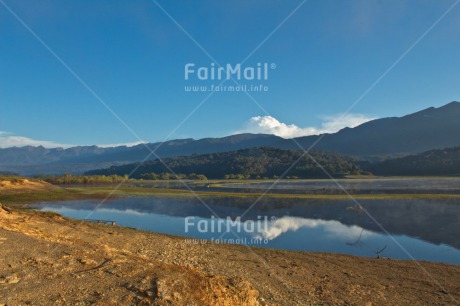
[212,178,460,194]
[33,196,460,265]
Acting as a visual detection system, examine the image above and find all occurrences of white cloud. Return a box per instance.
[237,113,376,138]
[0,131,145,149]
[0,131,72,148]
[97,141,145,148]
[320,114,376,133]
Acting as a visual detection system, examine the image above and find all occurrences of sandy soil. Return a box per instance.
[1,204,459,305]
[0,178,58,193]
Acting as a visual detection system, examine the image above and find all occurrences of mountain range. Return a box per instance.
[1,101,459,176]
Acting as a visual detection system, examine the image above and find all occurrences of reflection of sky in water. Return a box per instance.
[34,197,460,265]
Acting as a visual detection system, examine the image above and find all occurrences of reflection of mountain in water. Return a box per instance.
[37,197,460,250]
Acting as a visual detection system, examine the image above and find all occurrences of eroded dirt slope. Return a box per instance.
[0,178,58,194]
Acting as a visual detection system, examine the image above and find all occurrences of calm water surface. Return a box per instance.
[33,196,460,265]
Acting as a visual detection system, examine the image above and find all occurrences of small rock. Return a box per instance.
[0,274,20,284]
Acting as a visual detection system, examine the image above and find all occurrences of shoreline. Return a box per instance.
[2,178,460,304]
[4,185,460,207]
[1,206,459,305]
[3,177,460,205]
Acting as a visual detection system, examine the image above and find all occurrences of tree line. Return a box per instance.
[41,174,130,185]
[41,173,209,184]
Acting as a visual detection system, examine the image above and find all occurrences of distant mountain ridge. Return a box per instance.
[292,101,460,157]
[1,101,460,175]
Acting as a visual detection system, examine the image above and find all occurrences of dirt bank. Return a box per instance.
[0,205,459,305]
[0,178,58,193]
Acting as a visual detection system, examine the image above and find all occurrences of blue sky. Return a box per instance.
[1,0,459,147]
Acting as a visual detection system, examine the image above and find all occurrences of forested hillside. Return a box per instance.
[370,147,460,176]
[86,147,362,179]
